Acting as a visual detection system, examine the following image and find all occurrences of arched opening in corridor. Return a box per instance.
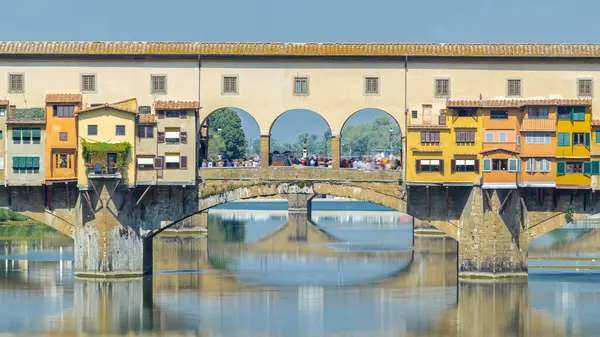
[339,108,402,170]
[268,109,332,167]
[199,107,260,167]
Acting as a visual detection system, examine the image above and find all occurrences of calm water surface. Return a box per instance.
[1,200,600,336]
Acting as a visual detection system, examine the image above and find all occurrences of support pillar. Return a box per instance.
[458,187,527,278]
[260,135,270,169]
[331,135,341,169]
[74,180,152,278]
[284,193,314,242]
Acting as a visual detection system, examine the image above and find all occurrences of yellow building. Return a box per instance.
[76,99,137,189]
[556,103,592,188]
[407,106,482,186]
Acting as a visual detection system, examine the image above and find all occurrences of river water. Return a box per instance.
[1,200,600,336]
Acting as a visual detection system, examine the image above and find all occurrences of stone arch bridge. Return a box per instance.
[1,167,597,279]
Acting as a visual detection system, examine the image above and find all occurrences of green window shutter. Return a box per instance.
[12,157,19,169]
[584,161,592,175]
[12,128,21,140]
[483,158,492,172]
[31,128,41,138]
[557,161,566,175]
[32,157,39,169]
[558,132,570,146]
[21,128,30,139]
[25,157,33,169]
[592,161,600,175]
[574,107,586,121]
[586,133,591,146]
[18,157,27,169]
[597,130,600,143]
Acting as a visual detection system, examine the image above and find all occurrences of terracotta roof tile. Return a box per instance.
[0,100,8,105]
[4,42,600,58]
[480,148,520,155]
[447,98,592,108]
[407,124,449,129]
[138,114,156,124]
[592,119,600,126]
[46,93,82,103]
[155,101,198,110]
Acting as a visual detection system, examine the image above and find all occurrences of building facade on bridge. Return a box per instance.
[6,107,45,186]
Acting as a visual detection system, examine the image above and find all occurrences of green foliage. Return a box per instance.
[565,207,574,224]
[207,108,247,160]
[341,115,401,157]
[0,208,30,221]
[81,139,131,167]
[11,108,45,120]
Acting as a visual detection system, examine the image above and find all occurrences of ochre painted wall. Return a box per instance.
[45,104,79,181]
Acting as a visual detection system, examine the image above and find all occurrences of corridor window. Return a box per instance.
[528,107,549,119]
[507,79,522,97]
[526,158,551,173]
[578,79,593,97]
[420,131,440,144]
[454,159,477,172]
[490,110,508,120]
[151,74,167,94]
[411,111,418,119]
[81,74,96,93]
[458,109,476,117]
[293,76,309,95]
[223,76,238,94]
[364,77,379,95]
[417,159,442,172]
[434,78,450,97]
[53,105,75,117]
[8,73,24,93]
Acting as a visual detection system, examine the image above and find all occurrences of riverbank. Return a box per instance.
[0,221,68,240]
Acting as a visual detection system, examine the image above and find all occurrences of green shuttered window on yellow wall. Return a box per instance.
[558,132,570,146]
[558,160,600,175]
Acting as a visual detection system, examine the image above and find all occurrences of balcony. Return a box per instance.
[81,139,131,180]
[7,108,46,124]
[86,164,122,179]
[521,118,556,132]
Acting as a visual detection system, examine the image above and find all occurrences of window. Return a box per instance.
[485,132,494,142]
[566,162,583,174]
[454,159,477,172]
[165,154,180,169]
[22,128,30,144]
[59,132,67,141]
[138,106,151,115]
[137,157,155,170]
[137,125,154,138]
[223,76,238,94]
[492,159,508,171]
[416,159,443,172]
[490,110,508,120]
[597,130,600,144]
[88,125,98,136]
[578,79,593,97]
[12,156,39,174]
[558,132,570,146]
[455,131,475,144]
[81,74,96,93]
[364,77,379,94]
[0,107,5,116]
[294,77,309,95]
[166,110,180,118]
[8,74,24,93]
[457,109,476,117]
[525,133,551,144]
[572,132,590,146]
[116,125,125,136]
[0,130,3,140]
[12,128,21,144]
[11,128,40,144]
[434,78,450,97]
[165,129,180,143]
[498,131,508,143]
[558,106,586,121]
[151,75,167,94]
[507,79,522,97]
[0,157,4,171]
[420,131,440,144]
[53,105,75,117]
[55,154,69,169]
[528,107,549,119]
[526,158,551,173]
[411,111,418,119]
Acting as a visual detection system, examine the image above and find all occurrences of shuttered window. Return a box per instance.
[508,159,520,172]
[416,159,443,172]
[482,158,492,172]
[420,131,440,144]
[557,161,566,175]
[455,131,475,144]
[526,158,551,173]
[558,132,570,146]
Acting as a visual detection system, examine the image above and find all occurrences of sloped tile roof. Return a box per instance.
[447,98,592,108]
[592,119,600,126]
[4,42,600,58]
[0,100,8,105]
[480,148,520,155]
[138,114,157,124]
[407,124,449,129]
[154,101,198,110]
[77,98,138,115]
[46,93,82,103]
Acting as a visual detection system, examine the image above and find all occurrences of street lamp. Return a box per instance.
[389,128,394,158]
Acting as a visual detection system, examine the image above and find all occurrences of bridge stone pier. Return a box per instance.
[0,167,598,279]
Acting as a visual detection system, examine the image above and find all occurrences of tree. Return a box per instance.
[207,108,247,160]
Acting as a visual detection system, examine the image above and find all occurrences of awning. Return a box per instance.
[32,128,41,138]
[22,128,30,138]
[482,183,517,189]
[137,157,154,165]
[165,156,180,163]
[519,181,556,188]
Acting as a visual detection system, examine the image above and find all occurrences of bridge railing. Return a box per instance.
[198,167,402,182]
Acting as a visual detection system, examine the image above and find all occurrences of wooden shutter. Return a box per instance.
[435,132,440,143]
[416,160,421,173]
[586,132,591,146]
[592,161,600,175]
[157,110,165,119]
[425,132,430,143]
[474,159,479,172]
[180,132,187,144]
[153,157,162,169]
[455,132,460,143]
[439,160,444,173]
[179,110,188,119]
[584,161,592,175]
[137,126,144,138]
[157,132,165,143]
[451,159,456,173]
[483,158,492,172]
[420,132,426,143]
[180,156,188,169]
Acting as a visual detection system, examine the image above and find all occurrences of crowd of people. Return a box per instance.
[201,155,261,168]
[341,157,402,170]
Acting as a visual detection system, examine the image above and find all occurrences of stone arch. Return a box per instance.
[339,108,402,139]
[199,107,261,162]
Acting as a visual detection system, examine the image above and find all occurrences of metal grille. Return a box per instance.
[434,78,450,97]
[81,74,96,92]
[151,75,167,94]
[578,79,593,97]
[294,77,309,95]
[365,77,379,94]
[138,106,151,114]
[507,79,521,96]
[8,74,24,93]
[223,76,238,94]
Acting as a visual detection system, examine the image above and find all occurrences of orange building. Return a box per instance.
[45,94,80,201]
[519,105,557,188]
[480,105,522,189]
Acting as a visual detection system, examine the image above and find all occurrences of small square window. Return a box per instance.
[507,79,522,97]
[8,74,24,93]
[59,132,67,141]
[0,107,6,116]
[578,79,593,97]
[151,75,167,94]
[411,111,418,119]
[88,125,98,136]
[434,78,450,97]
[116,125,125,136]
[293,77,309,95]
[223,76,238,94]
[81,74,96,93]
[365,77,379,95]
